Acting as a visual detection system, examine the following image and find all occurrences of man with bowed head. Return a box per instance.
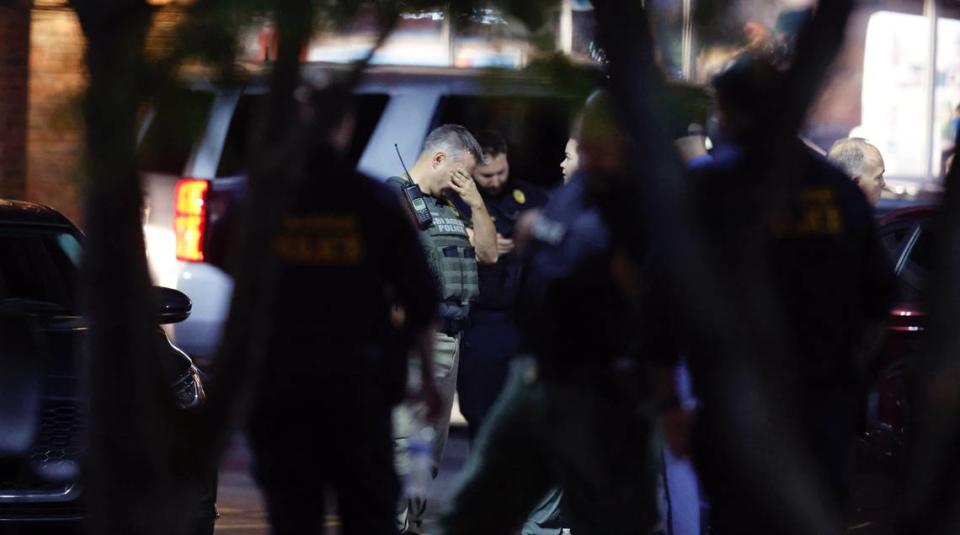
[387,124,497,534]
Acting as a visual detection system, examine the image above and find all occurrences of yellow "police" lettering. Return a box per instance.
[768,187,844,238]
[274,215,365,264]
[284,215,357,230]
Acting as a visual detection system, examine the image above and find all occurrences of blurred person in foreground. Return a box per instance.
[438,91,677,535]
[828,138,886,207]
[514,127,587,535]
[685,56,897,534]
[457,130,548,443]
[896,118,960,535]
[247,86,442,535]
[387,125,497,534]
[646,120,712,535]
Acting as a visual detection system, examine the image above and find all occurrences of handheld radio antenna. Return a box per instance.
[395,144,412,178]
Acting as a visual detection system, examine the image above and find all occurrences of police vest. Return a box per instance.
[388,177,479,321]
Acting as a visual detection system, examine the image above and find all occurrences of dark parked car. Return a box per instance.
[860,204,937,462]
[0,200,213,530]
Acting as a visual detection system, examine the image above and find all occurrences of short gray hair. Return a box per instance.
[422,125,483,165]
[828,138,881,178]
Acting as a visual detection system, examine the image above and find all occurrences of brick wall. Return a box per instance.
[28,4,85,224]
[27,3,184,226]
[0,4,31,201]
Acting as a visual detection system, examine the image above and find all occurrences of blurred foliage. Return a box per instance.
[523,53,599,99]
[71,0,726,162]
[134,0,563,97]
[693,0,748,47]
[665,81,712,132]
[54,0,733,179]
[157,0,561,76]
[129,0,571,142]
[55,0,754,119]
[121,0,724,183]
[444,0,559,30]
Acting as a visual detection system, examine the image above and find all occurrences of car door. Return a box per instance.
[874,216,932,433]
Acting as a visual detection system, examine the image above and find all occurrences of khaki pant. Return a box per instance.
[394,331,460,534]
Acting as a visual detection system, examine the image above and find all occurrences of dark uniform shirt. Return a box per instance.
[271,150,439,355]
[464,180,549,312]
[518,175,635,377]
[689,141,897,386]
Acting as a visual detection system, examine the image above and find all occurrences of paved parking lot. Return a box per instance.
[212,423,897,535]
[213,427,471,535]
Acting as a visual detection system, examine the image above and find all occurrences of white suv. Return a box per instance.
[138,64,575,362]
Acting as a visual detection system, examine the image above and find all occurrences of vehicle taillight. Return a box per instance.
[175,178,209,262]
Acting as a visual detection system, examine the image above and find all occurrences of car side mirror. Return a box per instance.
[154,287,192,324]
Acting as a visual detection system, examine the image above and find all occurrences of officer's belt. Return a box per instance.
[442,246,476,258]
[470,309,512,324]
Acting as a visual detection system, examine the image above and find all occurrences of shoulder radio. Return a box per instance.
[395,144,433,229]
[401,182,433,230]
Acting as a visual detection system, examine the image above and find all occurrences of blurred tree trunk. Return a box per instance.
[198,0,316,459]
[72,0,404,531]
[899,133,960,534]
[198,0,403,464]
[589,0,851,532]
[72,0,190,533]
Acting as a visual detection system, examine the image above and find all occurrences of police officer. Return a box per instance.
[387,124,497,534]
[458,130,548,441]
[517,132,580,535]
[687,56,897,534]
[247,88,442,535]
[438,92,673,535]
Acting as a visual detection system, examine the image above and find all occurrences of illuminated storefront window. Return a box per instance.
[934,16,960,177]
[852,5,960,191]
[855,12,932,179]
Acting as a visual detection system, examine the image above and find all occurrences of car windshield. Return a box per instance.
[0,226,80,314]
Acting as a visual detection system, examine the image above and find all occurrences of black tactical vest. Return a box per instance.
[388,176,479,321]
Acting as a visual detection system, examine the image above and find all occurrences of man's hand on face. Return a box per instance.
[450,169,484,209]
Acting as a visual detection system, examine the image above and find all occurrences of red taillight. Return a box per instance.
[175,178,209,262]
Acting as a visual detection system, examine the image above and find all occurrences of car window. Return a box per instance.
[216,93,390,177]
[137,90,215,175]
[434,95,576,190]
[899,223,938,302]
[216,94,260,178]
[347,94,391,166]
[880,225,913,259]
[0,227,80,313]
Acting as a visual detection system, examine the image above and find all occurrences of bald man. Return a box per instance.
[828,138,886,206]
